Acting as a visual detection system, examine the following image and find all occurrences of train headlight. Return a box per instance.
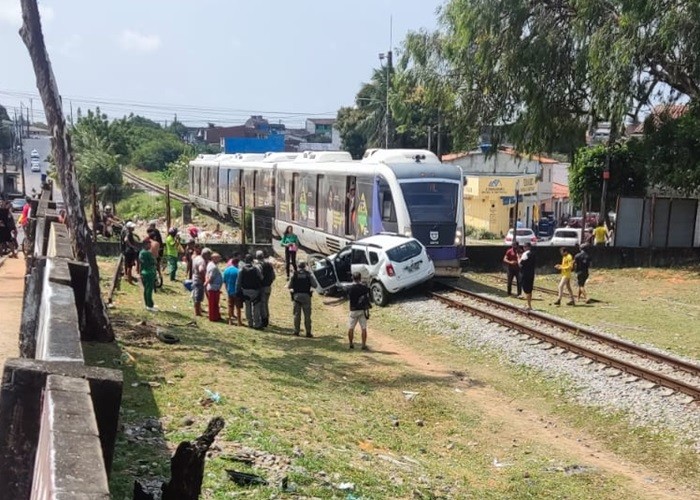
[455,229,463,245]
[403,227,412,237]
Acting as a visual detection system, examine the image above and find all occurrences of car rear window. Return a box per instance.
[515,229,533,236]
[386,240,423,263]
[555,230,578,238]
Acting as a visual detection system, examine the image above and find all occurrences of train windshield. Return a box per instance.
[400,181,459,223]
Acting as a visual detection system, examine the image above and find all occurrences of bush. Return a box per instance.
[132,136,186,172]
[466,225,498,240]
[116,192,183,222]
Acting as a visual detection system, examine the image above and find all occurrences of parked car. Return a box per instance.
[312,234,435,306]
[30,149,40,160]
[550,228,583,247]
[30,161,41,172]
[504,228,538,246]
[11,198,27,212]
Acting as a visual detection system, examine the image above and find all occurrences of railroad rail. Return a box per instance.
[482,273,559,296]
[429,281,700,400]
[122,170,190,203]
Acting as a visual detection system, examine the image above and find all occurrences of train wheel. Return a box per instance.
[370,281,389,307]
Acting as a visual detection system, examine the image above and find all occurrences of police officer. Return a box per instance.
[287,261,318,337]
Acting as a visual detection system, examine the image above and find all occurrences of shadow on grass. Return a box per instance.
[82,318,172,499]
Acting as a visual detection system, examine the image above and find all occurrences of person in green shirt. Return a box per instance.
[139,239,158,311]
[164,227,182,281]
[280,225,299,278]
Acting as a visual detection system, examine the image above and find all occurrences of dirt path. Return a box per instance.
[0,257,24,370]
[324,302,695,499]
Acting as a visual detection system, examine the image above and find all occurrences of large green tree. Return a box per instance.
[569,144,647,210]
[432,0,700,153]
[636,105,700,195]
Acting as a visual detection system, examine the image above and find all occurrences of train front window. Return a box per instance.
[400,182,458,223]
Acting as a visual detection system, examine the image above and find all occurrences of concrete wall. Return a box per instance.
[0,188,123,499]
[465,245,700,272]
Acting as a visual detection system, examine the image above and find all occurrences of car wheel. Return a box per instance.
[370,281,389,307]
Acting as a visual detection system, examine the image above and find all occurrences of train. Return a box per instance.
[189,148,467,275]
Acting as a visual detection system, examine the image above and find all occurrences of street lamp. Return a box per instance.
[512,178,521,241]
[378,51,392,149]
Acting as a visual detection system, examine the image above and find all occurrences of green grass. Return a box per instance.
[466,267,700,359]
[126,167,187,195]
[115,191,182,223]
[84,260,699,499]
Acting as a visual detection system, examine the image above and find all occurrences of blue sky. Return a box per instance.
[0,0,443,127]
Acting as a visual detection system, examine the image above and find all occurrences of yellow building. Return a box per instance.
[463,174,538,237]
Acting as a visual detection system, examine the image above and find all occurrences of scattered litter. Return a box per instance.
[156,328,180,344]
[130,382,139,387]
[492,458,513,468]
[402,391,419,401]
[201,389,222,406]
[337,482,355,491]
[225,469,268,487]
[415,419,425,427]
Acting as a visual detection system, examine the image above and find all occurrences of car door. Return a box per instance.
[350,247,371,284]
[312,256,339,292]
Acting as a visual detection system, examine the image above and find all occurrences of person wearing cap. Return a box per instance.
[139,238,158,311]
[236,254,264,329]
[255,250,276,327]
[122,221,140,285]
[287,261,319,337]
[205,253,224,322]
[192,247,210,317]
[518,242,536,311]
[164,228,182,281]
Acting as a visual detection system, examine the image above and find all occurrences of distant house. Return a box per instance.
[299,118,341,151]
[443,147,570,236]
[196,115,275,145]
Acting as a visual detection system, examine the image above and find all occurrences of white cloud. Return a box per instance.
[118,29,161,53]
[0,0,54,27]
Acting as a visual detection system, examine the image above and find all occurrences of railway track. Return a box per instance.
[429,280,700,400]
[481,273,559,296]
[122,170,190,203]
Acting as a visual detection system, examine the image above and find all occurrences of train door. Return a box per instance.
[379,178,398,233]
[345,176,357,236]
[292,173,299,221]
[315,175,324,228]
[253,171,258,208]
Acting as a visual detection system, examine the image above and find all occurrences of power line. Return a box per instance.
[0,89,337,121]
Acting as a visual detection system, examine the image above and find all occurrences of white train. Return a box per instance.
[189,148,466,275]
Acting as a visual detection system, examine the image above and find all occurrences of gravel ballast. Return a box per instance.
[397,297,700,451]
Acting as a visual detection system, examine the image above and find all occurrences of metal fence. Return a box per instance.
[615,196,699,248]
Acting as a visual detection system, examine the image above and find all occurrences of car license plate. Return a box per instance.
[406,260,422,272]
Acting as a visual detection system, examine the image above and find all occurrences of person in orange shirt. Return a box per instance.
[553,247,575,306]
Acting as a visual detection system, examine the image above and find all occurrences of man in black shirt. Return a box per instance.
[518,242,536,311]
[255,250,276,327]
[574,244,591,304]
[347,272,371,350]
[236,254,264,329]
[287,261,318,337]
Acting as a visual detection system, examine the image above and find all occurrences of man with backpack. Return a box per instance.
[347,272,371,350]
[287,261,318,337]
[255,250,276,327]
[236,254,264,329]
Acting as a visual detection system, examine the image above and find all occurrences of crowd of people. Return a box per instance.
[502,241,593,311]
[120,223,373,350]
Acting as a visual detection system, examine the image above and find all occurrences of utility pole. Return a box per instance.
[69,100,74,128]
[91,184,98,242]
[513,180,521,241]
[15,109,26,195]
[165,184,171,230]
[29,98,33,126]
[436,109,442,159]
[385,49,392,149]
[600,124,617,226]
